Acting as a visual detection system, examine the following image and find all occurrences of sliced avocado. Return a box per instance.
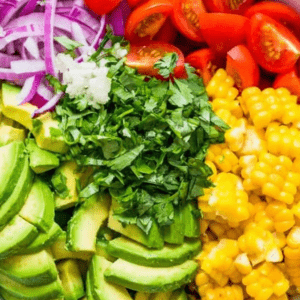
[0,289,63,300]
[104,259,198,293]
[135,292,152,300]
[106,237,201,267]
[0,215,39,259]
[172,289,188,300]
[0,272,63,300]
[26,139,60,173]
[19,178,55,233]
[0,141,26,206]
[152,291,173,300]
[0,250,58,286]
[108,200,164,249]
[1,83,36,130]
[53,161,92,210]
[0,124,26,146]
[66,193,111,253]
[163,207,184,245]
[183,202,200,238]
[88,255,133,300]
[86,268,95,300]
[57,259,85,300]
[20,222,62,255]
[51,232,92,261]
[96,239,116,262]
[34,112,68,154]
[0,155,34,230]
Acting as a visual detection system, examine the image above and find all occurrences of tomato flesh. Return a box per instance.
[125,41,186,78]
[186,48,223,85]
[154,18,178,44]
[203,0,254,14]
[84,0,121,15]
[125,0,174,42]
[247,13,300,73]
[226,45,260,91]
[171,0,206,42]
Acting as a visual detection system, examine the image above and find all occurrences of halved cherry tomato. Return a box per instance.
[203,0,254,14]
[247,13,300,74]
[171,0,207,42]
[273,67,300,99]
[125,0,174,43]
[244,2,300,39]
[128,0,146,8]
[154,18,177,43]
[226,45,260,91]
[125,41,186,78]
[185,48,224,85]
[198,13,249,54]
[84,0,121,15]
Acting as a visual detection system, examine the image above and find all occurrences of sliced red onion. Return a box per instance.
[108,0,131,36]
[17,74,43,104]
[0,0,28,26]
[44,0,58,76]
[0,24,44,50]
[32,91,63,117]
[24,36,40,59]
[37,82,54,101]
[19,0,38,16]
[11,59,45,73]
[91,14,107,49]
[30,93,49,108]
[71,21,89,55]
[0,67,45,81]
[0,52,20,68]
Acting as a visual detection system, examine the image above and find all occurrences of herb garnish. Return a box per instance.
[53,34,229,234]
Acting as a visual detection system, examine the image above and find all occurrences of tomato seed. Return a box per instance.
[182,2,200,29]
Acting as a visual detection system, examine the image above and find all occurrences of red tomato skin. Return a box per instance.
[128,0,146,7]
[247,13,300,74]
[273,68,300,99]
[125,0,174,42]
[186,48,223,85]
[154,17,177,43]
[226,45,260,91]
[171,0,207,42]
[244,2,300,39]
[84,0,121,15]
[203,0,254,14]
[125,41,186,79]
[198,13,249,54]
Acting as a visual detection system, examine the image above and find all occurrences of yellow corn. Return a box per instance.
[206,69,239,100]
[212,97,244,119]
[204,285,244,300]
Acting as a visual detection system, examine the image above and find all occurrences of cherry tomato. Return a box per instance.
[185,48,223,85]
[198,13,249,54]
[125,41,186,78]
[247,13,300,74]
[84,0,121,15]
[244,2,300,39]
[273,67,300,99]
[203,0,254,14]
[171,0,207,42]
[226,45,260,91]
[128,0,146,8]
[125,0,174,43]
[154,18,177,43]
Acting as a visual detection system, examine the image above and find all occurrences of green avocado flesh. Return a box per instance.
[104,259,198,293]
[0,250,58,286]
[107,237,201,267]
[87,255,132,300]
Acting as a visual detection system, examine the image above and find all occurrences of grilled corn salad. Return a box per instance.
[196,69,300,300]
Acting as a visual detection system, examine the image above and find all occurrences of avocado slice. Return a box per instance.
[0,250,58,286]
[96,239,116,262]
[26,139,60,174]
[19,178,55,233]
[57,259,85,300]
[51,232,92,261]
[66,193,111,253]
[183,203,200,238]
[0,124,26,146]
[104,259,198,293]
[152,291,173,300]
[86,268,95,300]
[0,155,34,230]
[53,161,92,210]
[135,292,152,300]
[0,215,39,259]
[20,223,62,255]
[108,200,164,249]
[0,141,26,206]
[0,272,63,300]
[106,237,201,267]
[172,289,188,300]
[163,207,184,245]
[0,289,63,300]
[87,255,133,300]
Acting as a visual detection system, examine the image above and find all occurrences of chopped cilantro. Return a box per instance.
[54,36,83,58]
[154,53,178,78]
[52,36,229,234]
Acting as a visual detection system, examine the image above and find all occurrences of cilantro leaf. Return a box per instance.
[154,53,178,78]
[54,36,83,51]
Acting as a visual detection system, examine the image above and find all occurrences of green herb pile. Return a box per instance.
[52,34,229,234]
